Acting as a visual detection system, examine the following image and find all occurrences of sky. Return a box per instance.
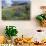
[2,0,30,7]
[13,0,29,2]
[4,0,29,4]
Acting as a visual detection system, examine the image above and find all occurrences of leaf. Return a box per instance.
[5,26,18,38]
[36,15,44,21]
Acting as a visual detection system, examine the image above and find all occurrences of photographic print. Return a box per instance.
[2,0,30,20]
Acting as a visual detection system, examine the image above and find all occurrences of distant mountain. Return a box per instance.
[2,0,28,8]
[18,2,28,5]
[12,1,28,6]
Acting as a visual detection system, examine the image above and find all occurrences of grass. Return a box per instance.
[2,5,30,20]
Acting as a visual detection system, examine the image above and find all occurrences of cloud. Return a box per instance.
[5,0,13,4]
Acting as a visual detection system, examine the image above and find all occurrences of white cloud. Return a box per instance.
[5,0,12,4]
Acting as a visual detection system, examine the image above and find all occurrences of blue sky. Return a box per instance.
[5,0,29,4]
[13,0,29,2]
[4,0,29,4]
[2,0,30,7]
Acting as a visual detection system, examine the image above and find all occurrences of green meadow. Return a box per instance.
[2,5,30,20]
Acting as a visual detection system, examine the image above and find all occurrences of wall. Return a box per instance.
[0,0,46,39]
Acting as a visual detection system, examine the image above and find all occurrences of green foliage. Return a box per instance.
[2,5,30,20]
[36,15,44,21]
[5,26,18,38]
[36,14,46,21]
[43,14,46,20]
